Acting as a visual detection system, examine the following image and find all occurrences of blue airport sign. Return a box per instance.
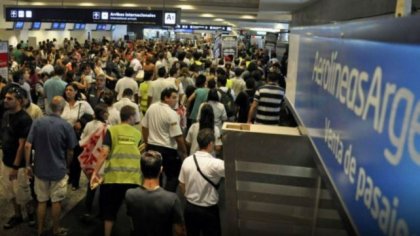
[292,35,420,235]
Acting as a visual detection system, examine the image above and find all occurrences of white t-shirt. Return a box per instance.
[148,78,177,105]
[218,87,236,101]
[61,100,94,126]
[107,106,121,126]
[80,120,105,140]
[167,77,184,109]
[41,64,54,75]
[130,58,142,72]
[178,151,225,206]
[183,58,191,67]
[115,77,139,101]
[141,102,182,149]
[197,101,227,131]
[113,97,142,123]
[186,124,222,155]
[231,77,246,97]
[155,59,169,71]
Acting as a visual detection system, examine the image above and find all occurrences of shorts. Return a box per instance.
[0,163,32,205]
[34,175,68,202]
[99,183,137,221]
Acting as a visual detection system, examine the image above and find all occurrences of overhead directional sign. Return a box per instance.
[4,7,180,26]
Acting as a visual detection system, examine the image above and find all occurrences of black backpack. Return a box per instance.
[218,88,236,117]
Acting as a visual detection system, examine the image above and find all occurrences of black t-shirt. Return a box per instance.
[86,87,110,109]
[1,109,32,168]
[125,187,184,236]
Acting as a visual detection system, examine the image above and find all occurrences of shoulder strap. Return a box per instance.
[193,154,220,189]
[227,88,233,98]
[77,103,82,120]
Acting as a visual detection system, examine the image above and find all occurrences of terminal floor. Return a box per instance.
[0,169,227,236]
[0,174,89,236]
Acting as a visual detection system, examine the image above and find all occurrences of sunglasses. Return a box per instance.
[7,86,25,99]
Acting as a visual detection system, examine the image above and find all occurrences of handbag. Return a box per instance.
[193,154,220,189]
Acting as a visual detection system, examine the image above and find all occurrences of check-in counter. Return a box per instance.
[222,123,348,236]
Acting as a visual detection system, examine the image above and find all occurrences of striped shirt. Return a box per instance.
[254,83,285,125]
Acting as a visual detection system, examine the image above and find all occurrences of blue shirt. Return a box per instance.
[27,114,78,181]
[44,76,67,103]
[190,88,209,121]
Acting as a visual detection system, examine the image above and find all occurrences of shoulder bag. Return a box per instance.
[193,154,220,189]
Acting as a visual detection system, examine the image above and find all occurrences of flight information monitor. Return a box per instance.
[14,21,24,29]
[51,22,66,30]
[73,23,86,30]
[31,22,41,29]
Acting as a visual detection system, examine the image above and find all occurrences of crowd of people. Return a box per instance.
[0,36,288,236]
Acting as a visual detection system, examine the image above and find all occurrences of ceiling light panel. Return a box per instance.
[176,5,196,10]
[31,2,46,5]
[201,14,215,17]
[121,3,138,7]
[241,15,255,19]
[78,3,95,6]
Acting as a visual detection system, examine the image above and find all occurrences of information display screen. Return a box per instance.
[73,23,86,30]
[14,21,24,29]
[4,7,177,26]
[31,22,41,29]
[51,22,66,30]
[96,24,112,31]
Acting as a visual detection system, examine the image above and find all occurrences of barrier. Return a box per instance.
[223,122,348,235]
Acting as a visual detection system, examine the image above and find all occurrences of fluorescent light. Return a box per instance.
[176,5,196,10]
[181,19,188,23]
[214,18,224,22]
[249,27,278,33]
[121,3,138,7]
[31,2,46,5]
[241,15,255,19]
[201,14,215,17]
[79,2,95,6]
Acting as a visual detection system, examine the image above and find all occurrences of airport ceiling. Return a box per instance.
[19,0,316,30]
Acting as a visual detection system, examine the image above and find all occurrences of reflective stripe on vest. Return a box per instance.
[103,124,142,185]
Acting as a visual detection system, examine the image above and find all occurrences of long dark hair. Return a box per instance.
[94,104,108,123]
[199,103,214,131]
[63,83,82,101]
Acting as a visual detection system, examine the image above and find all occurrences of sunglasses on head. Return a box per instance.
[8,87,24,97]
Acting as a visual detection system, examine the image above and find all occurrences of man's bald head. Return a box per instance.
[49,96,66,114]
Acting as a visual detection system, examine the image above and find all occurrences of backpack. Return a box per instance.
[218,88,236,117]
